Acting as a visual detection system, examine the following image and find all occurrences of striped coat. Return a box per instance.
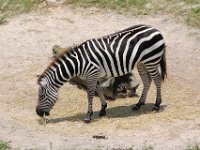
[36,24,167,123]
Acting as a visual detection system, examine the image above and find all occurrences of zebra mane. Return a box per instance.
[37,45,78,85]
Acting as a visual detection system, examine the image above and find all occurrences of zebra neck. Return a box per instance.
[63,46,88,78]
[48,49,85,89]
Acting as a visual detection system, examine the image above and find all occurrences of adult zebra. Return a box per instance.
[51,45,140,99]
[36,24,167,123]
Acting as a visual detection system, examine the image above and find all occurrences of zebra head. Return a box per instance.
[36,78,58,117]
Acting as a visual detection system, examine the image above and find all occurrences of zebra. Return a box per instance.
[36,24,167,123]
[51,45,140,99]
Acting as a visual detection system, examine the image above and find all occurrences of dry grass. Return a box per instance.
[12,77,200,136]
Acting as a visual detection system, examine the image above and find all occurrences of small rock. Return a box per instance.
[92,135,107,140]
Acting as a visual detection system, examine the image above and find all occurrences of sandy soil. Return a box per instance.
[0,6,200,150]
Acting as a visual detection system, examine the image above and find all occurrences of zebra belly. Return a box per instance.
[99,68,107,78]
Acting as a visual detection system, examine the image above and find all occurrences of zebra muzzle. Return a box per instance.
[36,107,50,117]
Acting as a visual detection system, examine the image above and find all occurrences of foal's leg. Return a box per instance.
[96,82,107,117]
[132,63,152,111]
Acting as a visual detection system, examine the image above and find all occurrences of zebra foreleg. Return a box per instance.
[84,71,99,123]
[85,85,96,123]
[132,63,152,111]
[96,83,107,117]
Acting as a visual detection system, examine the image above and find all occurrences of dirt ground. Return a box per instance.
[0,6,200,150]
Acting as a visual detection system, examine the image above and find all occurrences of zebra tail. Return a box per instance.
[160,47,167,81]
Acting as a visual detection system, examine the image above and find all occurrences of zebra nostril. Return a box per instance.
[44,111,50,116]
[36,107,44,117]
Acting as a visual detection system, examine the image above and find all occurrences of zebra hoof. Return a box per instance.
[98,111,106,117]
[84,117,92,123]
[132,102,144,111]
[132,105,140,111]
[128,93,139,97]
[152,105,160,111]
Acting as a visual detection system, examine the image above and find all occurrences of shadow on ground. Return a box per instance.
[48,103,167,124]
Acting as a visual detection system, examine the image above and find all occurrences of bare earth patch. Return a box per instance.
[0,6,200,149]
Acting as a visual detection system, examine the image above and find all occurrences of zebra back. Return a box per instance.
[39,24,166,88]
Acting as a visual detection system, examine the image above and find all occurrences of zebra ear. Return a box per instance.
[36,75,41,82]
[36,74,47,87]
[39,79,47,87]
[37,75,47,87]
[36,74,41,78]
[36,74,42,85]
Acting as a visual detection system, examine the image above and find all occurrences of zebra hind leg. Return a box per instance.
[148,69,162,111]
[96,82,107,117]
[132,63,152,111]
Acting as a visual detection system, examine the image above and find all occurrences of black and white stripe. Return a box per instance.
[36,24,167,122]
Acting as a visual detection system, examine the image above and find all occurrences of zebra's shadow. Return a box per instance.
[47,103,167,124]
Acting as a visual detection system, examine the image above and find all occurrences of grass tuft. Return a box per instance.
[182,0,200,4]
[187,145,200,150]
[0,13,8,24]
[21,0,34,12]
[142,141,154,150]
[186,7,200,27]
[0,140,10,150]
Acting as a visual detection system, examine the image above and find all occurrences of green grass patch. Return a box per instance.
[186,7,200,27]
[64,0,200,28]
[0,0,46,25]
[182,0,200,4]
[147,0,200,27]
[187,145,200,150]
[64,0,150,15]
[0,0,199,28]
[0,13,8,24]
[0,140,10,150]
[0,0,44,15]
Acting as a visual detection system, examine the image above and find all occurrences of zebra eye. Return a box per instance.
[128,79,132,82]
[39,86,45,96]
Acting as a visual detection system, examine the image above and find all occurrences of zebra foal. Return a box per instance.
[36,24,167,123]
